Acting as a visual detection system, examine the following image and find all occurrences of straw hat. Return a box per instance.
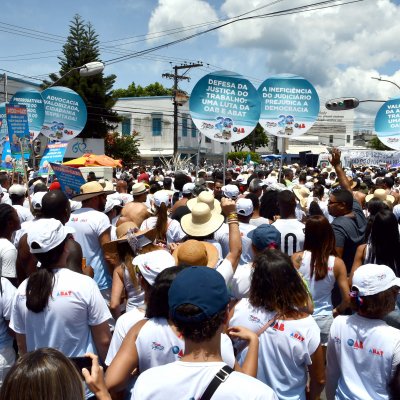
[172,239,219,268]
[181,203,224,237]
[293,186,310,208]
[131,182,148,196]
[331,176,357,190]
[365,189,395,204]
[186,191,222,215]
[72,181,115,202]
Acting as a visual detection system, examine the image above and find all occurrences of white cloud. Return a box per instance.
[147,0,219,42]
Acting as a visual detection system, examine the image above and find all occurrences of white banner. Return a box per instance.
[64,138,104,158]
[340,149,400,167]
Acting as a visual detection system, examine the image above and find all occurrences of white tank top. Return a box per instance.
[135,318,235,373]
[122,265,144,311]
[298,250,336,315]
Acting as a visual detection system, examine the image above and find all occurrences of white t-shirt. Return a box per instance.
[0,278,16,349]
[13,219,36,248]
[66,208,112,291]
[230,298,320,400]
[120,193,133,205]
[272,219,305,256]
[105,307,146,366]
[133,361,277,400]
[230,263,252,300]
[215,222,255,265]
[140,216,186,244]
[10,268,111,356]
[326,314,400,400]
[13,204,33,224]
[135,318,235,372]
[0,238,17,278]
[250,217,270,227]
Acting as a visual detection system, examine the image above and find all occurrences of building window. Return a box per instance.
[134,118,141,131]
[191,121,197,138]
[152,114,162,136]
[182,114,188,137]
[346,135,351,143]
[121,117,131,136]
[329,135,333,144]
[205,136,211,143]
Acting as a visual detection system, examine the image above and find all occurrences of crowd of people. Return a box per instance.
[0,147,399,399]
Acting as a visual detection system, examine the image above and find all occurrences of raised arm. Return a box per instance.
[330,148,351,191]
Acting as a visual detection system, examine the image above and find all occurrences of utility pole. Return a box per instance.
[163,62,203,157]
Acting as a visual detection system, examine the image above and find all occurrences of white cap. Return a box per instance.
[27,219,75,254]
[31,191,47,210]
[153,190,171,208]
[222,184,239,199]
[236,198,254,216]
[133,250,175,286]
[352,264,400,296]
[9,184,26,196]
[182,182,195,194]
[104,195,122,214]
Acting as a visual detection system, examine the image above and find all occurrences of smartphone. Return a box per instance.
[69,356,92,379]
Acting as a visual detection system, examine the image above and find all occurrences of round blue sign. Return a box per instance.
[258,74,320,138]
[189,70,261,143]
[375,97,400,150]
[41,86,87,142]
[10,88,45,141]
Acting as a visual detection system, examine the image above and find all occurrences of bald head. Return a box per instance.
[116,180,128,193]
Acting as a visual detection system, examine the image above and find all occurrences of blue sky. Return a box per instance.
[1,0,400,130]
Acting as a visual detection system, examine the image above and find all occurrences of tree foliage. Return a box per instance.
[112,82,174,98]
[105,131,141,166]
[227,151,261,164]
[368,136,391,150]
[232,123,269,152]
[43,14,119,139]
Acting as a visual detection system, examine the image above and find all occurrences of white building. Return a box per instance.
[113,96,227,162]
[0,74,41,103]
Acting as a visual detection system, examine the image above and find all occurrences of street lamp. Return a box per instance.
[49,61,105,87]
[371,76,400,91]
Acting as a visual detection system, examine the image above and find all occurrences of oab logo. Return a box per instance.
[347,339,363,349]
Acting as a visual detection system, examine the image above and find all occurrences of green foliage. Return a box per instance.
[368,136,391,150]
[233,123,269,152]
[105,131,141,166]
[227,151,261,164]
[43,15,120,139]
[113,82,174,98]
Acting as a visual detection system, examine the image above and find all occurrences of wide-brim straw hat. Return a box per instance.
[186,191,221,215]
[331,176,357,190]
[365,188,395,204]
[172,239,219,268]
[181,203,224,237]
[131,182,148,196]
[293,186,310,208]
[72,181,115,202]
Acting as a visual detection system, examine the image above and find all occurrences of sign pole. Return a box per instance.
[19,138,32,210]
[196,133,202,179]
[278,137,284,184]
[223,142,226,185]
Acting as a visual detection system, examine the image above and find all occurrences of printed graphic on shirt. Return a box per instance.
[171,346,184,358]
[272,321,285,331]
[333,336,341,344]
[369,348,384,357]
[249,315,261,323]
[151,342,164,351]
[56,290,74,297]
[347,339,363,349]
[290,331,305,342]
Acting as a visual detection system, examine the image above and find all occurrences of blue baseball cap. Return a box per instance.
[168,266,229,322]
[247,224,281,251]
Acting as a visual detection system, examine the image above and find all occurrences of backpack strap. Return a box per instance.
[200,365,234,400]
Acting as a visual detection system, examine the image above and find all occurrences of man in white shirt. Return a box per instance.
[67,182,115,302]
[133,266,277,400]
[272,190,305,256]
[9,184,33,224]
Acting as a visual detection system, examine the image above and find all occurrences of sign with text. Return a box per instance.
[375,97,400,150]
[41,86,87,142]
[258,74,320,138]
[38,143,68,176]
[10,88,45,141]
[50,163,86,198]
[0,103,8,145]
[6,104,31,159]
[189,70,261,143]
